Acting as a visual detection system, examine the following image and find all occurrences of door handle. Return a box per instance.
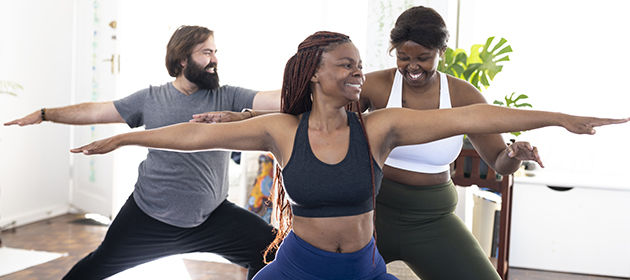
[102,54,120,74]
[102,54,115,74]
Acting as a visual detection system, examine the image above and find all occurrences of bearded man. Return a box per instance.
[5,25,279,280]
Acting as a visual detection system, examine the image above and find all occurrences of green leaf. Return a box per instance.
[513,94,529,102]
[495,45,513,56]
[494,56,510,63]
[463,63,480,80]
[508,92,516,99]
[444,48,454,60]
[454,51,468,64]
[493,100,505,105]
[470,73,480,89]
[490,38,508,53]
[452,64,465,76]
[480,73,490,88]
[482,36,495,54]
[469,45,483,64]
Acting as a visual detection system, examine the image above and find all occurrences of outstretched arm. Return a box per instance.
[70,114,279,156]
[189,89,281,123]
[376,104,628,152]
[189,109,278,123]
[252,89,281,110]
[4,102,124,126]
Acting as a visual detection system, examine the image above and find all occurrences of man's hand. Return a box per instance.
[189,111,251,123]
[70,136,120,155]
[4,110,43,126]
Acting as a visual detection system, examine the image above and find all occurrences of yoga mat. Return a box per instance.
[0,247,66,276]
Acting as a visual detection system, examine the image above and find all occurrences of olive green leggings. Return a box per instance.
[375,178,500,280]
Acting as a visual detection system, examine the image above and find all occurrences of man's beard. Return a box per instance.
[184,59,220,90]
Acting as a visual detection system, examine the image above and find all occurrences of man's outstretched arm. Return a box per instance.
[4,101,125,126]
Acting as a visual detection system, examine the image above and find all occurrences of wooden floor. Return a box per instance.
[0,214,625,280]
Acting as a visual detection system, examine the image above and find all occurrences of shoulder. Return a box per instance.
[264,112,299,123]
[117,84,157,102]
[145,82,177,97]
[256,113,299,131]
[152,82,173,93]
[364,68,396,94]
[362,68,397,110]
[444,74,488,107]
[258,113,301,165]
[216,85,257,95]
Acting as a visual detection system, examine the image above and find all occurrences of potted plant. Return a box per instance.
[438,37,533,177]
[438,36,533,138]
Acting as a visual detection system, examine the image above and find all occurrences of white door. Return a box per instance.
[70,0,120,218]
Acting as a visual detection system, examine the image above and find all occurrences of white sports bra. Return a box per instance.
[384,71,464,173]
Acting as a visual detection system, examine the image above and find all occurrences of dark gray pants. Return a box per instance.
[63,194,276,280]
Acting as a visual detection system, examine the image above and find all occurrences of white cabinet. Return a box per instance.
[509,170,630,277]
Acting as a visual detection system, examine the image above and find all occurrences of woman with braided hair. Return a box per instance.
[70,31,627,279]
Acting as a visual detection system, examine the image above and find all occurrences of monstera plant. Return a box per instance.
[0,80,22,96]
[438,36,532,136]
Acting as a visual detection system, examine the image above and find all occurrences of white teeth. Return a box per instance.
[409,72,423,80]
[346,83,361,88]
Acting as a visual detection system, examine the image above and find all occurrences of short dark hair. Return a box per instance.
[389,6,449,52]
[165,25,213,77]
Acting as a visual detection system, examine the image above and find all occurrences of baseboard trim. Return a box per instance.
[0,204,70,230]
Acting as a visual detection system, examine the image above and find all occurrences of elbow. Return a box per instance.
[493,160,521,175]
[496,166,517,176]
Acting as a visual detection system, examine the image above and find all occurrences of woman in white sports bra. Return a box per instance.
[357,6,543,280]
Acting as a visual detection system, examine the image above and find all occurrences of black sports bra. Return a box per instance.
[282,111,383,217]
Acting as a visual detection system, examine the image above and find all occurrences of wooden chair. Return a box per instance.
[451,149,513,280]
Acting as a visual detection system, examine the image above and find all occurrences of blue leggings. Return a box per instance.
[253,231,398,280]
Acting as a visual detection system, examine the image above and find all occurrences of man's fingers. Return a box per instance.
[70,147,85,153]
[71,143,96,154]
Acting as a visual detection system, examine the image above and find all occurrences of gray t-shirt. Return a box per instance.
[114,82,256,227]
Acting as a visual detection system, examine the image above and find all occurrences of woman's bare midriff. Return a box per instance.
[292,211,373,253]
[383,165,450,186]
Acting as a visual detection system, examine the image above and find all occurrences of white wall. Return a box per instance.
[0,0,374,227]
[6,0,627,228]
[457,0,630,180]
[0,0,75,227]
[117,0,369,94]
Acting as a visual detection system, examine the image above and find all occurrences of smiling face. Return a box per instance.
[183,36,219,90]
[395,40,443,88]
[311,42,364,103]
